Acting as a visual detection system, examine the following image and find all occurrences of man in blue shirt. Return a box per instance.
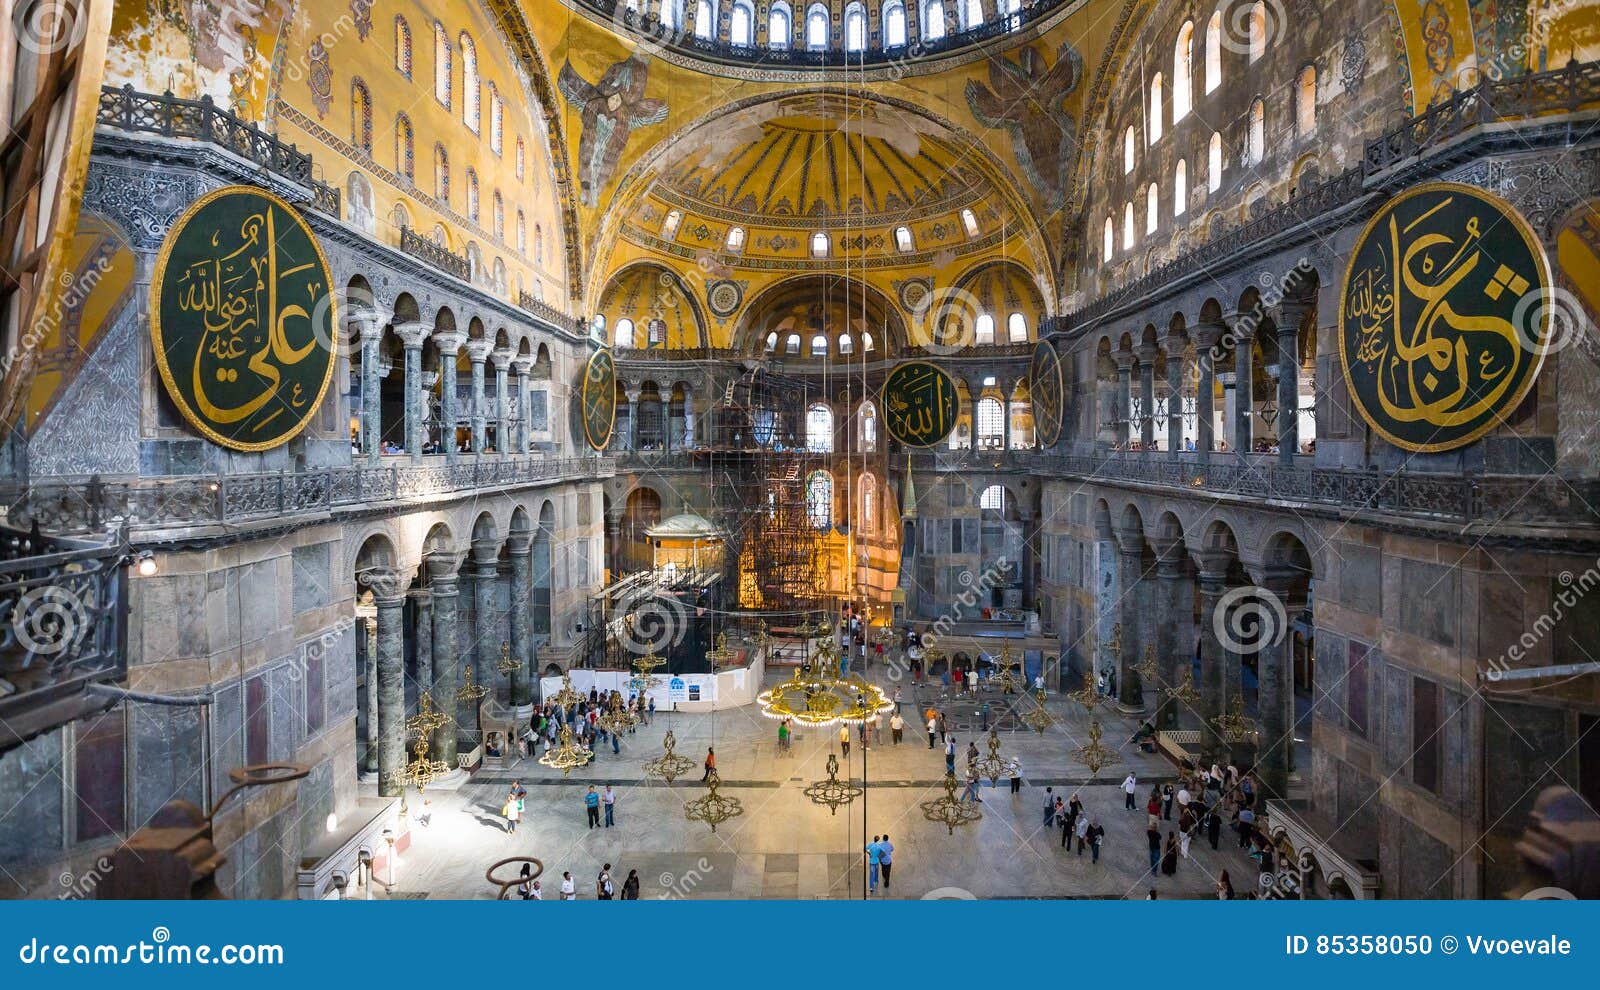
[878,834,894,889]
[865,836,883,893]
[584,785,600,828]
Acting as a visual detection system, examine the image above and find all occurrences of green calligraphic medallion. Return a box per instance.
[150,185,337,452]
[882,360,958,448]
[1338,182,1551,453]
[580,347,617,451]
[1030,341,1065,448]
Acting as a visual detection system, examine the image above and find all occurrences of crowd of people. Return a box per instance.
[515,685,654,761]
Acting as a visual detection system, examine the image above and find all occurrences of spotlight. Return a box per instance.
[135,551,157,577]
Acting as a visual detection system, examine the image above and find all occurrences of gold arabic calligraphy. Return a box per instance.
[885,363,956,446]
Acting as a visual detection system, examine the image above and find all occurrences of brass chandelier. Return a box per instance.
[643,728,696,784]
[548,672,584,709]
[1071,719,1117,776]
[921,771,982,834]
[1212,695,1258,744]
[538,725,594,775]
[972,729,1020,786]
[1018,687,1055,734]
[803,753,863,815]
[683,767,744,832]
[756,645,893,728]
[596,694,638,738]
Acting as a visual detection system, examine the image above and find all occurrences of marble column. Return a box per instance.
[1163,335,1185,459]
[358,602,379,773]
[426,552,463,765]
[1113,350,1135,448]
[625,390,640,450]
[1136,344,1158,451]
[1233,320,1255,458]
[512,355,534,454]
[682,387,696,448]
[1193,320,1222,466]
[1152,537,1191,729]
[507,533,533,705]
[1276,300,1310,467]
[354,313,385,467]
[435,330,465,464]
[1253,565,1300,796]
[491,346,513,453]
[471,536,500,690]
[364,568,407,798]
[395,322,431,464]
[1194,552,1232,764]
[410,588,433,706]
[465,339,494,454]
[1115,526,1148,710]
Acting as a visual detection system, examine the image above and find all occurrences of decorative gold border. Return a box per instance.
[882,360,959,449]
[580,348,617,451]
[1336,181,1552,455]
[1030,341,1065,448]
[148,185,339,453]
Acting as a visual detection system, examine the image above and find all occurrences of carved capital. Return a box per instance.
[357,566,407,604]
[394,321,432,349]
[433,329,466,356]
[464,338,495,363]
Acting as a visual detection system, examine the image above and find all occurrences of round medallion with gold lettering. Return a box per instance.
[1030,341,1065,448]
[150,185,337,452]
[1337,182,1551,453]
[580,348,617,451]
[882,360,959,448]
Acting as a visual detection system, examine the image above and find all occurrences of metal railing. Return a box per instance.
[96,85,340,216]
[400,225,472,281]
[9,457,615,535]
[0,524,128,752]
[517,291,585,334]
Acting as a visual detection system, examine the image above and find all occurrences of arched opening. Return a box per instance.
[620,489,660,575]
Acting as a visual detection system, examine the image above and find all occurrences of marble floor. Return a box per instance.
[368,671,1261,900]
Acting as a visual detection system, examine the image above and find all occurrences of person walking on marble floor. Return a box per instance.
[702,746,716,781]
[961,764,982,803]
[597,864,615,900]
[1075,813,1089,855]
[879,834,894,889]
[621,869,641,900]
[1042,786,1054,824]
[866,836,883,893]
[503,782,526,834]
[610,725,620,755]
[927,712,938,749]
[585,785,601,828]
[890,712,904,744]
[560,872,576,900]
[1011,762,1022,794]
[1161,832,1179,876]
[1147,822,1162,872]
[944,736,956,773]
[1123,772,1138,810]
[1087,819,1105,863]
[602,784,617,827]
[840,724,851,758]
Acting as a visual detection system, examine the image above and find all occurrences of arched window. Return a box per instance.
[976,398,1004,448]
[434,144,449,200]
[517,210,527,253]
[1209,131,1223,190]
[395,17,412,77]
[1149,72,1164,143]
[1248,98,1265,165]
[1173,20,1193,121]
[975,313,995,344]
[1123,125,1136,173]
[1205,11,1222,93]
[860,476,876,531]
[883,0,907,45]
[396,115,414,180]
[492,191,504,238]
[1296,66,1317,136]
[696,0,715,39]
[731,0,753,44]
[351,80,372,153]
[663,210,682,239]
[489,86,503,153]
[645,319,665,347]
[1008,312,1027,342]
[1174,159,1188,217]
[433,23,451,107]
[661,0,683,30]
[723,226,745,252]
[1123,201,1135,250]
[862,331,875,351]
[894,225,914,252]
[1001,0,1020,20]
[1146,183,1159,234]
[922,0,945,41]
[769,1,792,46]
[1247,1,1267,62]
[535,224,543,263]
[806,3,828,49]
[459,33,479,132]
[785,333,801,354]
[806,471,833,527]
[516,139,525,181]
[844,3,866,50]
[858,401,878,450]
[806,404,834,451]
[960,0,982,30]
[979,484,1005,510]
[961,208,979,237]
[810,333,828,356]
[616,319,634,346]
[466,168,480,221]
[1103,217,1114,261]
[838,333,854,354]
[810,231,829,257]
[765,331,779,351]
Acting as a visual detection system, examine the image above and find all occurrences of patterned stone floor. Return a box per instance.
[367,665,1261,900]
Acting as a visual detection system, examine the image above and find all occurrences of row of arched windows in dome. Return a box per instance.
[658,210,982,257]
[635,0,1023,51]
[765,330,877,357]
[1101,4,1319,262]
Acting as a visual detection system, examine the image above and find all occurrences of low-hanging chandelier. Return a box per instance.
[756,643,894,728]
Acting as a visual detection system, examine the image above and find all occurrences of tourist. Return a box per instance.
[893,687,902,713]
[1074,813,1089,855]
[840,724,851,758]
[777,719,789,752]
[1217,870,1235,900]
[584,785,601,828]
[526,879,542,900]
[1162,782,1175,820]
[1041,786,1055,824]
[866,836,882,893]
[965,740,979,766]
[1087,819,1105,863]
[1146,823,1162,872]
[503,783,525,834]
[1011,762,1023,794]
[1205,804,1223,850]
[702,746,717,781]
[1236,803,1256,848]
[610,725,620,755]
[962,764,982,803]
[1122,771,1138,810]
[1068,791,1084,830]
[945,735,956,773]
[560,872,576,900]
[622,869,641,900]
[889,712,904,744]
[517,862,534,899]
[597,864,615,900]
[1056,797,1070,847]
[1178,808,1195,859]
[1176,782,1191,818]
[926,712,938,749]
[1162,832,1179,876]
[1146,790,1162,827]
[879,835,894,889]
[647,696,656,724]
[602,784,617,827]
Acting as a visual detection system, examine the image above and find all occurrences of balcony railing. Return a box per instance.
[517,292,584,334]
[96,85,340,216]
[9,457,615,536]
[400,225,472,281]
[0,524,128,752]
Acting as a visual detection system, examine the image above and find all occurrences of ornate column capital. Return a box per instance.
[350,310,388,343]
[394,321,431,349]
[425,550,464,585]
[1192,319,1225,351]
[1114,524,1146,558]
[470,536,499,567]
[434,329,466,356]
[511,355,535,377]
[1193,550,1234,589]
[1276,298,1315,331]
[1151,535,1186,570]
[465,338,495,364]
[1134,342,1160,367]
[491,346,516,369]
[506,533,532,555]
[1112,347,1137,373]
[357,566,407,605]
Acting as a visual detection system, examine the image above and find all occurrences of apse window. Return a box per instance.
[1123,126,1136,173]
[1007,313,1027,342]
[862,331,875,351]
[1208,132,1223,190]
[806,404,834,451]
[616,318,635,346]
[731,1,754,45]
[663,210,682,239]
[1149,73,1164,143]
[922,0,945,41]
[769,2,792,47]
[894,226,914,253]
[786,333,801,354]
[844,3,866,51]
[1296,66,1317,136]
[1103,217,1114,261]
[765,331,779,351]
[1247,99,1265,166]
[696,0,714,39]
[960,0,982,31]
[725,226,746,252]
[1205,11,1222,93]
[961,208,979,237]
[1173,20,1194,120]
[883,0,907,46]
[811,231,830,257]
[975,314,995,344]
[810,333,828,356]
[647,319,666,348]
[806,3,828,49]
[806,471,833,527]
[1174,160,1188,217]
[979,484,1005,511]
[1146,183,1159,234]
[838,333,854,354]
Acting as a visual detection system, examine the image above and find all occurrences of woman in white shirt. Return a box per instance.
[559,872,576,900]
